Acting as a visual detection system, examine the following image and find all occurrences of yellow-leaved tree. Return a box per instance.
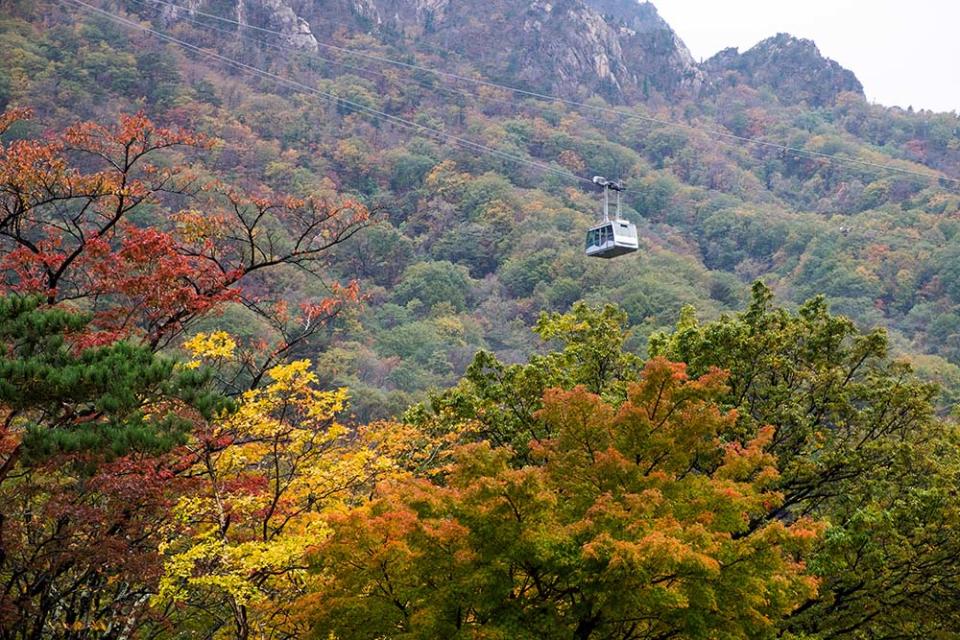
[156,334,401,639]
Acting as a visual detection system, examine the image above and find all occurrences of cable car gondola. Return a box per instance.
[585,176,638,259]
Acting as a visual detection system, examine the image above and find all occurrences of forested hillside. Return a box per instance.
[1,0,959,417]
[2,0,960,637]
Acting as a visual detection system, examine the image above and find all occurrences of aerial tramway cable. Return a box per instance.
[124,0,531,118]
[62,0,960,257]
[123,0,638,160]
[132,0,959,186]
[123,0,960,199]
[64,0,594,187]
[67,0,653,260]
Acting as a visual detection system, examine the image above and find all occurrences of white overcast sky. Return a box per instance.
[653,0,960,113]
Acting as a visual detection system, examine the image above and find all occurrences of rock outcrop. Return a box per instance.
[153,0,704,102]
[153,0,864,107]
[157,0,319,52]
[377,0,704,101]
[702,33,864,107]
[583,0,703,96]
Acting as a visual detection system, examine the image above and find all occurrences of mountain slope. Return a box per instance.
[703,33,864,107]
[203,0,860,106]
[1,0,959,421]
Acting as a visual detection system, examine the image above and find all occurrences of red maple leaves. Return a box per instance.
[0,109,369,348]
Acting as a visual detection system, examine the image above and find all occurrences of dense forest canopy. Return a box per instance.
[1,0,960,637]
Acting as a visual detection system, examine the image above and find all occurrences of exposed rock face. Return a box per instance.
[246,0,319,51]
[382,0,703,101]
[154,1,864,107]
[157,0,703,102]
[352,0,450,26]
[155,0,203,22]
[473,0,633,98]
[702,33,864,107]
[157,0,319,52]
[583,0,703,96]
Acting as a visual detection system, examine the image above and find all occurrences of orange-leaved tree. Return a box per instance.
[308,359,823,639]
[0,106,369,468]
[154,336,415,640]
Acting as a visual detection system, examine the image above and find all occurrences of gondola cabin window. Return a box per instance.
[585,176,639,259]
[585,224,614,250]
[585,220,638,259]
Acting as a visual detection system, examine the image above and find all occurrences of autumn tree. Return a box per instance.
[406,301,642,460]
[0,451,195,640]
[0,109,369,639]
[401,291,960,637]
[0,107,369,467]
[0,295,230,639]
[309,359,822,639]
[155,337,406,640]
[649,282,960,637]
[0,108,369,350]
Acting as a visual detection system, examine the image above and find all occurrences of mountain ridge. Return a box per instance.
[153,0,865,107]
[702,32,864,107]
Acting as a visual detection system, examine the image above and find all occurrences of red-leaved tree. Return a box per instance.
[0,108,368,350]
[0,108,369,639]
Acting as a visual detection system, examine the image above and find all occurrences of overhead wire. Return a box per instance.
[124,0,527,116]
[69,0,960,262]
[133,0,959,186]
[125,0,940,205]
[65,0,594,186]
[141,2,864,216]
[123,0,650,164]
[58,0,960,256]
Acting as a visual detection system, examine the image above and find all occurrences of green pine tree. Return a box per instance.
[0,295,230,474]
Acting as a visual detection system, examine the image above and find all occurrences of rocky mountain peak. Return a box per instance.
[352,0,702,101]
[153,1,864,108]
[583,0,702,96]
[584,0,680,39]
[702,32,864,106]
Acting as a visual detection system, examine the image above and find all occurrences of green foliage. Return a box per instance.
[335,222,415,287]
[408,302,642,458]
[934,244,960,304]
[403,287,960,638]
[0,66,10,110]
[650,282,930,486]
[499,249,555,297]
[313,361,822,640]
[0,295,229,462]
[387,150,435,192]
[6,0,960,419]
[392,260,473,313]
[4,5,960,632]
[135,49,182,107]
[458,172,514,220]
[533,302,642,395]
[430,222,504,278]
[650,282,960,637]
[632,173,679,219]
[927,310,960,362]
[643,129,689,168]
